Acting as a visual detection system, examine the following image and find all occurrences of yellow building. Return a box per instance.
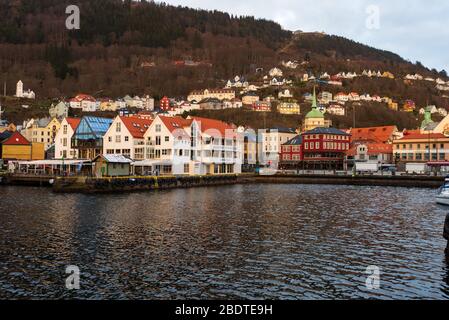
[1,131,44,160]
[388,101,399,111]
[382,71,395,79]
[100,100,118,111]
[302,88,332,132]
[23,118,61,151]
[242,92,260,105]
[187,89,235,102]
[278,100,301,115]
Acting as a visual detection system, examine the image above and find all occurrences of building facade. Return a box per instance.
[54,118,81,159]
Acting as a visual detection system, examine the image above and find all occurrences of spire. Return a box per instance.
[311,86,317,109]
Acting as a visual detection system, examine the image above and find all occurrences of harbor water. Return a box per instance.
[0,184,448,299]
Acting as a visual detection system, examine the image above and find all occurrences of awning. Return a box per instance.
[14,160,91,166]
[132,160,173,166]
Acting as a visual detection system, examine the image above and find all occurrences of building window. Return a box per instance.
[125,136,129,142]
[116,122,121,133]
[165,136,169,142]
[156,136,161,145]
[116,135,121,143]
[63,125,68,134]
[108,137,112,142]
[184,163,190,173]
[156,124,161,132]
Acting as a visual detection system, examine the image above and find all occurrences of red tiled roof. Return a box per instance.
[120,116,153,139]
[398,130,446,140]
[191,116,236,137]
[70,94,96,102]
[159,116,192,135]
[350,126,397,144]
[2,131,30,145]
[66,118,81,131]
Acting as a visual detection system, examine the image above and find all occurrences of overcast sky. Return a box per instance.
[165,0,449,72]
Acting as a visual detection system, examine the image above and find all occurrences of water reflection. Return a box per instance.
[0,184,448,299]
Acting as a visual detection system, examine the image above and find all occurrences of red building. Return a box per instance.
[302,127,351,170]
[280,135,302,169]
[159,96,171,111]
[251,101,271,112]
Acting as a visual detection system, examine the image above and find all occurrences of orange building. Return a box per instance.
[0,131,44,161]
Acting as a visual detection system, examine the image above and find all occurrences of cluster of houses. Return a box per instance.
[4,95,449,176]
[404,74,449,92]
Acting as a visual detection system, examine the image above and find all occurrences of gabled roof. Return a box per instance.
[0,130,13,142]
[284,135,303,146]
[94,154,133,164]
[120,116,153,139]
[66,118,81,131]
[190,116,236,137]
[159,116,192,134]
[1,131,30,145]
[304,127,351,136]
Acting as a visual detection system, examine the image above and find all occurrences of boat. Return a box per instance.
[436,176,449,205]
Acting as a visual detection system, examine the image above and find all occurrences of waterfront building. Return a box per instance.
[54,118,81,159]
[238,127,259,171]
[103,116,153,161]
[279,135,303,169]
[347,143,393,164]
[0,131,44,161]
[303,88,332,132]
[22,117,61,151]
[72,116,113,159]
[92,154,132,177]
[140,115,192,175]
[190,117,243,175]
[260,128,297,167]
[278,100,300,115]
[302,127,351,170]
[187,89,235,103]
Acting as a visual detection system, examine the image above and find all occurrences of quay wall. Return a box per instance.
[1,173,444,192]
[52,175,240,193]
[246,174,444,189]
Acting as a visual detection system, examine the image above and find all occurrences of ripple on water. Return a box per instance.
[0,184,448,299]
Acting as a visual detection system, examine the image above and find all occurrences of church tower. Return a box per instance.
[16,80,23,98]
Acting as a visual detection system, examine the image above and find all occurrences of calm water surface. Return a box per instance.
[1,184,449,299]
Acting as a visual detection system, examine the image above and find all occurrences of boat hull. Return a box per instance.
[436,195,449,206]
